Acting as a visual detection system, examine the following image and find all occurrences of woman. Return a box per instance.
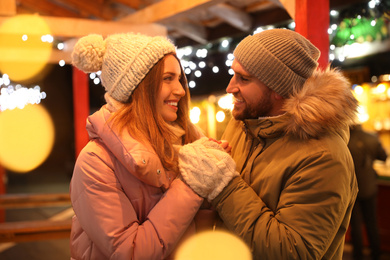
[70,33,216,259]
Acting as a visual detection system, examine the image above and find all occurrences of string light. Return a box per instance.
[189,61,197,70]
[253,27,264,34]
[0,84,46,111]
[330,10,339,16]
[57,42,64,50]
[41,34,53,43]
[221,39,230,48]
[93,78,100,85]
[189,81,196,88]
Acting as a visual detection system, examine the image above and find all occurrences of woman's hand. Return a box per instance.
[179,137,239,201]
[209,138,231,154]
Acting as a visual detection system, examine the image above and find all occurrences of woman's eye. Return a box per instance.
[164,76,173,81]
[240,76,249,82]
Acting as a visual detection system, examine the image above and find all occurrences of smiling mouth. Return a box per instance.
[234,97,244,103]
[165,101,178,107]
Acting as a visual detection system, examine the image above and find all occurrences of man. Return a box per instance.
[348,125,386,260]
[179,29,359,259]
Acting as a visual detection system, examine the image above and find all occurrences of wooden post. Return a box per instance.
[72,67,90,159]
[294,0,329,69]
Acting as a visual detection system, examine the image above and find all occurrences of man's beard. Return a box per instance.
[232,91,273,121]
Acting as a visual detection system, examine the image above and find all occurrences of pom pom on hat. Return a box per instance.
[72,34,105,73]
[234,29,320,98]
[71,33,176,103]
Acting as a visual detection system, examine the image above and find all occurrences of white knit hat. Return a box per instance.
[71,33,176,103]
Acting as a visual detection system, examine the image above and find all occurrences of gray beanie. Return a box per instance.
[234,29,320,98]
[72,33,176,103]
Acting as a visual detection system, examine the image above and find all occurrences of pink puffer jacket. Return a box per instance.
[70,106,215,259]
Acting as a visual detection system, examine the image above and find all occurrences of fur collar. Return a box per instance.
[282,67,358,140]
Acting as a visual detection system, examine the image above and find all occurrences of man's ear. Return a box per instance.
[272,91,284,100]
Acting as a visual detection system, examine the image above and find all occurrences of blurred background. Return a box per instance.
[0,0,390,259]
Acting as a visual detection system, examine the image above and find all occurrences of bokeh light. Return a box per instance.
[216,110,225,122]
[0,104,55,173]
[190,106,201,124]
[175,230,251,260]
[0,14,52,83]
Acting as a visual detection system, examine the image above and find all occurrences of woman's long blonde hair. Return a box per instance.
[110,54,200,170]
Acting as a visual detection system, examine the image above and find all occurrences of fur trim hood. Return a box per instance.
[282,67,358,140]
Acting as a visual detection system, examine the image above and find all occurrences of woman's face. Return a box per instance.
[157,55,186,122]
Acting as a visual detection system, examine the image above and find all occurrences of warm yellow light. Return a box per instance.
[175,230,251,260]
[190,106,201,124]
[217,94,234,110]
[216,110,225,122]
[376,83,387,94]
[354,85,364,95]
[374,120,383,131]
[0,14,52,82]
[0,104,55,173]
[356,105,369,123]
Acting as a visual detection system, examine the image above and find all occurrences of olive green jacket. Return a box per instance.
[213,68,359,260]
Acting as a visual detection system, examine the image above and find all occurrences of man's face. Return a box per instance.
[226,59,275,120]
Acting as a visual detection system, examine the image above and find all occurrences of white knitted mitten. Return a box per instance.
[179,137,239,201]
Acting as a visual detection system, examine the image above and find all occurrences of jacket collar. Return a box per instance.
[243,114,289,141]
[241,68,358,143]
[86,106,178,189]
[281,67,357,140]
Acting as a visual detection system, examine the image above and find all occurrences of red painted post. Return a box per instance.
[72,67,90,159]
[295,0,330,69]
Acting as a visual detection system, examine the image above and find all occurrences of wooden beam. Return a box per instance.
[0,0,16,16]
[119,0,225,23]
[0,193,70,209]
[165,19,208,44]
[51,0,117,20]
[0,16,167,38]
[0,219,71,243]
[17,0,80,18]
[0,16,167,64]
[209,3,252,32]
[111,0,143,10]
[246,1,279,13]
[278,0,295,19]
[44,17,167,38]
